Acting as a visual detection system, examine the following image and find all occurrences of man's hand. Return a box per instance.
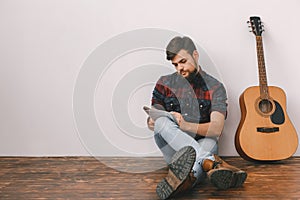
[147,117,155,131]
[170,111,184,127]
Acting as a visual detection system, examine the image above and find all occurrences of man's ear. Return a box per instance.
[192,50,199,61]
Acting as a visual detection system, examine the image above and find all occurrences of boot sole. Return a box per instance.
[210,169,247,189]
[209,169,233,189]
[156,146,196,200]
[232,171,247,188]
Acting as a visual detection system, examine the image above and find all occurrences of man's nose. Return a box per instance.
[177,63,184,71]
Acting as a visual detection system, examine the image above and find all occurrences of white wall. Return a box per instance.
[1,0,299,157]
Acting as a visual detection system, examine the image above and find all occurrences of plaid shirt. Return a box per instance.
[151,71,227,124]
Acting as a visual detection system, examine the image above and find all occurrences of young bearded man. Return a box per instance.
[147,36,247,199]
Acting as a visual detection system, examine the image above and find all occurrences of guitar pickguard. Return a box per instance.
[271,100,285,125]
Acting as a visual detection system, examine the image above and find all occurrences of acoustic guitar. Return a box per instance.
[235,16,298,161]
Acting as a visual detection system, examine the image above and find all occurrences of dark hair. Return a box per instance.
[166,36,197,60]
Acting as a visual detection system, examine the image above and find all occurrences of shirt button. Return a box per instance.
[184,113,188,116]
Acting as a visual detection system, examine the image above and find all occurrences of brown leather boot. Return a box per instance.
[156,146,196,200]
[202,155,247,189]
[171,171,197,197]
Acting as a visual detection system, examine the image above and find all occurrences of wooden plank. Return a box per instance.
[0,157,299,199]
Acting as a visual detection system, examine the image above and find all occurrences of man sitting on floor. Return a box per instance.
[147,36,247,199]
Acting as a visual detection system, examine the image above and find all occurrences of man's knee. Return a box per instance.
[199,138,218,153]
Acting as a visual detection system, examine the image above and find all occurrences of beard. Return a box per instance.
[185,59,200,81]
[185,68,198,82]
[186,60,199,81]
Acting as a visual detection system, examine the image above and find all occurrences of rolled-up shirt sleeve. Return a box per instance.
[151,77,166,110]
[211,83,227,117]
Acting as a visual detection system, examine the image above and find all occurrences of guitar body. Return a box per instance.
[235,86,298,161]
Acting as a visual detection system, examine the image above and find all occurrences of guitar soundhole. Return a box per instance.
[258,99,273,114]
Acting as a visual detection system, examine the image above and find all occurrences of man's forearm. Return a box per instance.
[180,121,219,137]
[179,111,225,137]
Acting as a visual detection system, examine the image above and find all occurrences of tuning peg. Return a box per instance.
[247,20,250,24]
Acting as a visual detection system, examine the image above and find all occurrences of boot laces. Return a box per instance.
[212,161,222,169]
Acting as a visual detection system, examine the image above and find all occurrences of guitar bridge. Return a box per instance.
[257,127,279,133]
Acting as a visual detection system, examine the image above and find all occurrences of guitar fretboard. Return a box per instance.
[256,36,269,99]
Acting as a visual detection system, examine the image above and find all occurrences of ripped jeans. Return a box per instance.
[154,114,218,184]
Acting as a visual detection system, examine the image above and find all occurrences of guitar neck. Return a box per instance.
[255,36,269,99]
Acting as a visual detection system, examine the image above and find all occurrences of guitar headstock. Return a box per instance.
[248,16,264,36]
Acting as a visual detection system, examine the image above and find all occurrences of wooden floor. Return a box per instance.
[0,156,300,199]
